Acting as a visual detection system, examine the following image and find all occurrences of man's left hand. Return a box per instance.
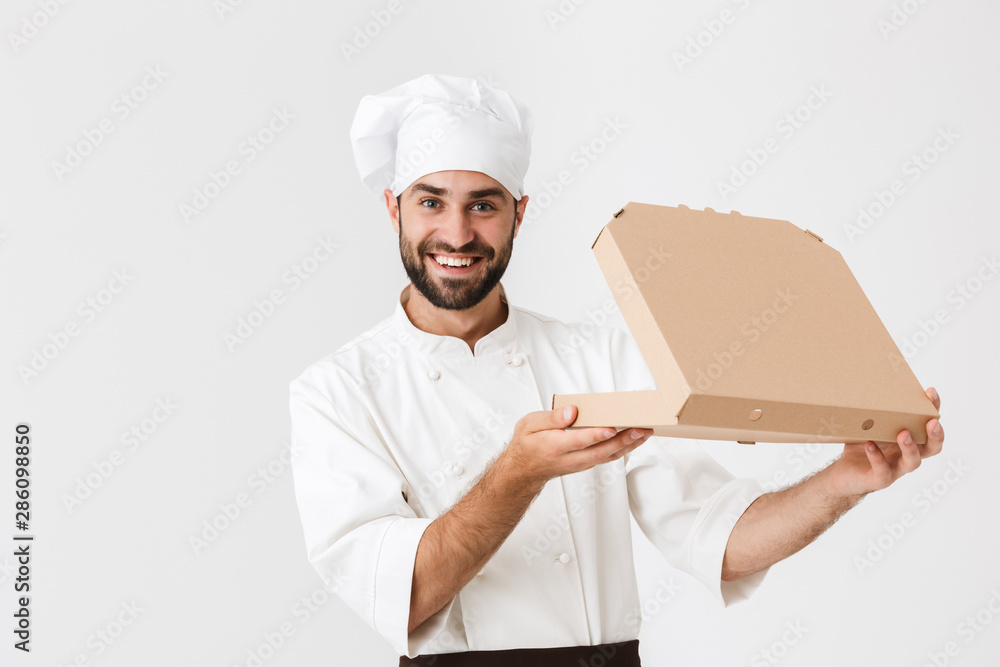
[828,386,944,498]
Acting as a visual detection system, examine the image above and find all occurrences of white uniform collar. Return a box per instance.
[391,283,518,358]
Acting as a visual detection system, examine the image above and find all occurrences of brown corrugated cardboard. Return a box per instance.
[552,203,939,445]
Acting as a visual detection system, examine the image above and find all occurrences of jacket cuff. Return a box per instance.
[688,477,770,606]
[373,517,454,657]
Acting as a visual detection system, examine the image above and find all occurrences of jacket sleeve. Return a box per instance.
[607,327,770,605]
[288,375,454,657]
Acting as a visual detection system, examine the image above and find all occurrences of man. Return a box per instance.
[289,74,944,666]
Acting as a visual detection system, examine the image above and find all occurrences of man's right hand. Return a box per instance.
[407,405,652,635]
[500,405,653,488]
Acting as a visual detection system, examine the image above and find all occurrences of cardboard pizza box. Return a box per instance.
[551,203,939,445]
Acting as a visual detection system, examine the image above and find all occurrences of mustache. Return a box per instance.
[418,239,496,259]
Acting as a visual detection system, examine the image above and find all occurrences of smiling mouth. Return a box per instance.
[428,253,484,269]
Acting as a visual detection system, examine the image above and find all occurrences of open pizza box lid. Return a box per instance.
[551,203,939,445]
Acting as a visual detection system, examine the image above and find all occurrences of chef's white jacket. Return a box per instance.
[289,284,768,658]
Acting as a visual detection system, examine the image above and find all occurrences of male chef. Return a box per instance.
[289,74,944,666]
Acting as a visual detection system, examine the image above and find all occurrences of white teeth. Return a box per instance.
[433,255,474,267]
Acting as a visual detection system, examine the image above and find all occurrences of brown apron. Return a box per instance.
[399,639,641,666]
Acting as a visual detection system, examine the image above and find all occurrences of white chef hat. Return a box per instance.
[349,74,533,200]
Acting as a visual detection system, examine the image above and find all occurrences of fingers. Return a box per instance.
[920,386,943,455]
[533,406,654,453]
[569,428,652,467]
[923,418,945,457]
[565,426,648,452]
[895,430,923,474]
[925,386,941,411]
[538,403,646,451]
[519,408,651,464]
[864,442,893,489]
[606,437,647,463]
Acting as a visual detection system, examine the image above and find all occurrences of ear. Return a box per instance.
[383,188,400,234]
[512,194,529,239]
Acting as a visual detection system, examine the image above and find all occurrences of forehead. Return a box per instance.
[404,170,511,201]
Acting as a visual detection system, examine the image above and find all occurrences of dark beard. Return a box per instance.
[398,206,516,311]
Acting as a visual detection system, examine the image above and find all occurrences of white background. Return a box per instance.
[3,0,999,665]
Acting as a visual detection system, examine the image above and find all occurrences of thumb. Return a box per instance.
[520,405,578,435]
[558,404,577,427]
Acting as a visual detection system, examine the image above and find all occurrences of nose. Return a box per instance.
[435,207,476,250]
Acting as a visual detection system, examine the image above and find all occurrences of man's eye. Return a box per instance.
[472,202,495,212]
[420,199,440,208]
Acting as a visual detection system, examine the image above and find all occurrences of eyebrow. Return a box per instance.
[408,183,448,198]
[467,187,508,200]
[407,183,509,202]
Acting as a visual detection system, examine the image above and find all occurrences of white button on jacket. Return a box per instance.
[289,284,768,658]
